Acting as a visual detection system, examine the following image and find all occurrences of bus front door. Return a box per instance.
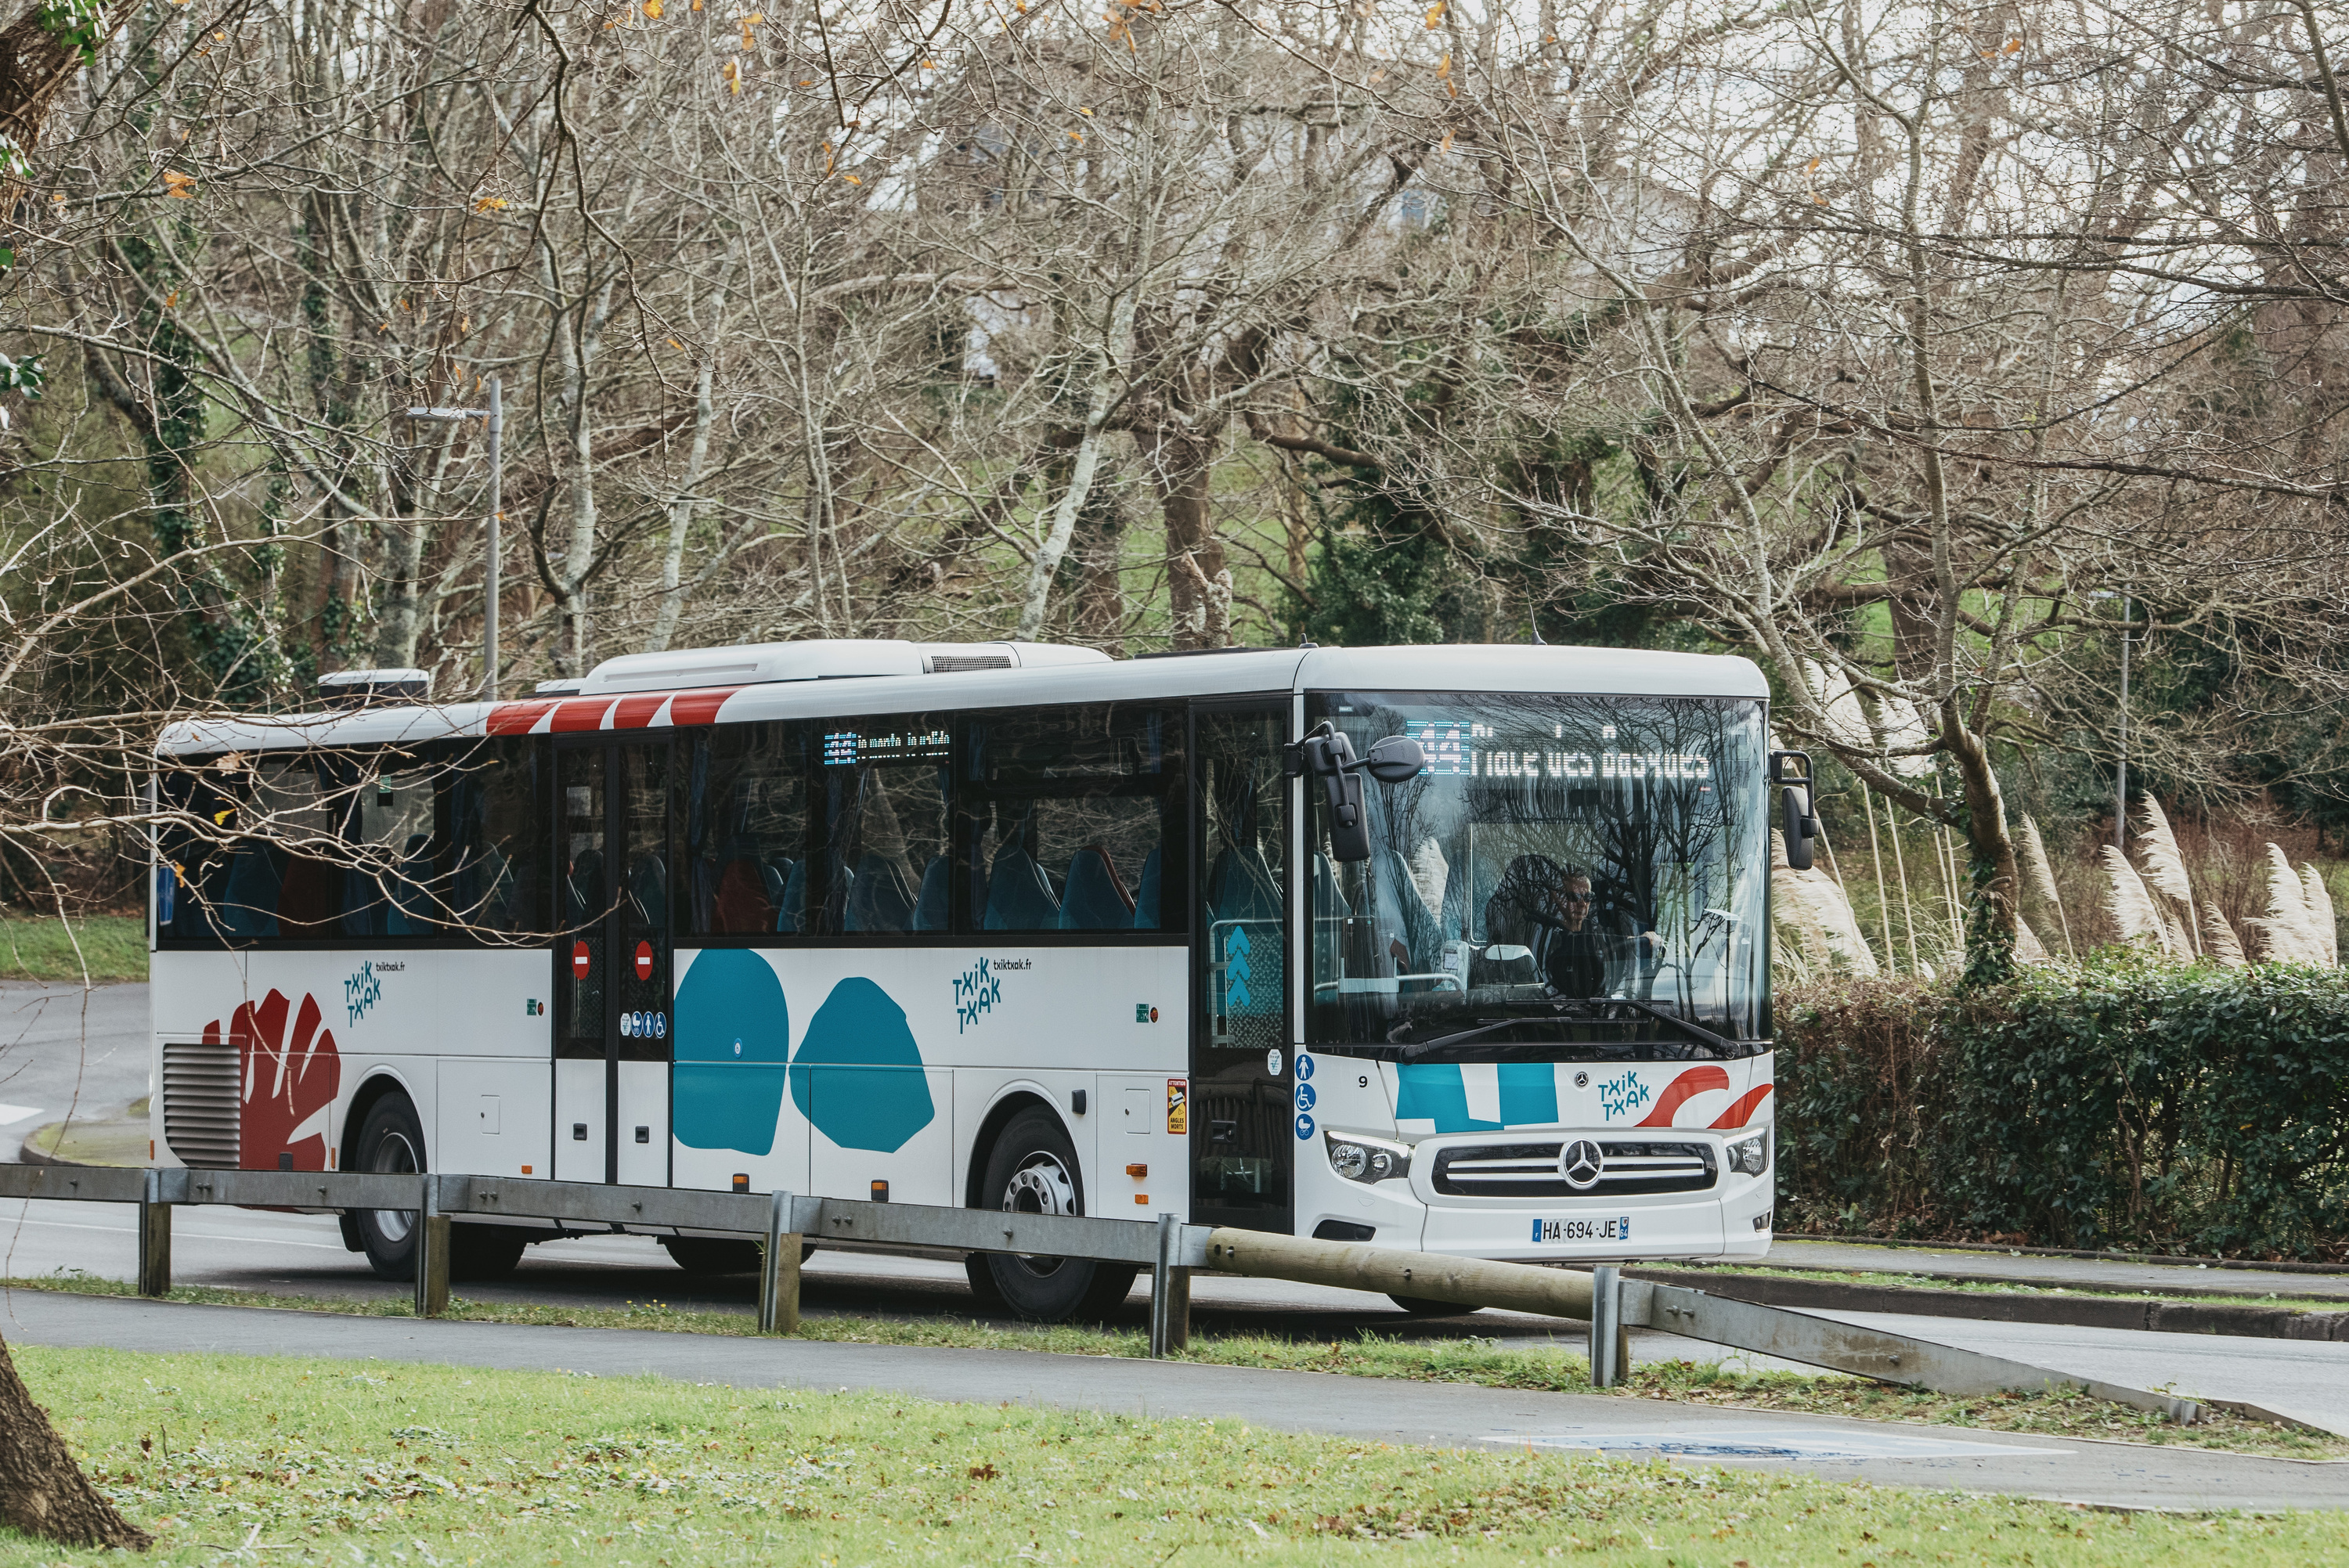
[554,737,675,1188]
[1190,705,1295,1235]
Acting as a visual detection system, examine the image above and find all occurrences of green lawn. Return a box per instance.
[16,1345,2348,1565]
[0,914,146,982]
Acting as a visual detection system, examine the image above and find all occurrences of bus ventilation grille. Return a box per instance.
[923,654,1013,673]
[161,1037,241,1168]
[1431,1141,1716,1199]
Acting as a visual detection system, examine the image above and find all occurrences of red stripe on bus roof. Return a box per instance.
[666,687,740,726]
[614,693,671,728]
[550,697,618,732]
[486,700,558,735]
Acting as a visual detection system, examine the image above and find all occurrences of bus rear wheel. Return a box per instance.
[351,1093,427,1281]
[965,1106,1138,1322]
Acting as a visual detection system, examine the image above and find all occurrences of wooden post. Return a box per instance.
[1149,1213,1190,1356]
[758,1189,800,1335]
[414,1174,449,1319]
[137,1168,171,1297]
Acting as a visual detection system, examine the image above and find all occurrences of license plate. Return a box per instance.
[1532,1216,1631,1243]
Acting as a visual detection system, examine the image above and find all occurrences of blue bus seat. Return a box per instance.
[1057,846,1134,930]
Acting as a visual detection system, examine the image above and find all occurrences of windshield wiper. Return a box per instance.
[1608,998,1743,1057]
[1395,997,1742,1061]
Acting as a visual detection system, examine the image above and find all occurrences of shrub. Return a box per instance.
[1775,957,2349,1260]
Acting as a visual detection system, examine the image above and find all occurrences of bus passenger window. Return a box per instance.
[683,724,810,937]
[960,705,1184,936]
[813,718,950,937]
[441,737,548,937]
[340,748,436,937]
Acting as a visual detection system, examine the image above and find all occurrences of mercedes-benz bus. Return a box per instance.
[149,640,1775,1320]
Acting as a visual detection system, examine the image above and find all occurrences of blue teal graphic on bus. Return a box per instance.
[1294,1082,1316,1112]
[1224,924,1254,1010]
[1394,1062,1562,1134]
[1294,1112,1315,1140]
[790,977,936,1152]
[673,950,790,1155]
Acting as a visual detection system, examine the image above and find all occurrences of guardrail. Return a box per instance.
[0,1162,2279,1427]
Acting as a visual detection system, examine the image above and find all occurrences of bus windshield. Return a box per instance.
[1306,691,1769,1059]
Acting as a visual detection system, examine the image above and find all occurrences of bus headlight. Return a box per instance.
[1725,1132,1768,1177]
[1324,1131,1412,1184]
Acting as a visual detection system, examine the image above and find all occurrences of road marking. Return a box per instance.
[1482,1426,2072,1461]
[0,1217,350,1250]
[0,1104,41,1126]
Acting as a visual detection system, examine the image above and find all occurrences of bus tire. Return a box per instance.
[350,1093,428,1281]
[449,1224,529,1281]
[1389,1294,1484,1317]
[968,1105,1124,1323]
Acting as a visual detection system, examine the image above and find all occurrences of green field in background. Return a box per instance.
[0,914,146,982]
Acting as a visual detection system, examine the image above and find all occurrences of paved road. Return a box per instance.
[0,982,149,1162]
[10,1289,2345,1512]
[9,1194,2349,1438]
[1761,1238,2349,1303]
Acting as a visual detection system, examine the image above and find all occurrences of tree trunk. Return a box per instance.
[1145,425,1229,650]
[0,1332,151,1550]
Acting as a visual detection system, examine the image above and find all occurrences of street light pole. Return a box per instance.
[402,377,503,701]
[485,377,502,701]
[2115,589,2129,852]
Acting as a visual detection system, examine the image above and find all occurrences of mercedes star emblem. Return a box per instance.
[1558,1139,1605,1190]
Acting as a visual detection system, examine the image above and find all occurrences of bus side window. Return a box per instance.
[959,705,1184,936]
[338,746,438,938]
[155,756,247,946]
[683,723,810,937]
[441,737,549,938]
[810,717,949,937]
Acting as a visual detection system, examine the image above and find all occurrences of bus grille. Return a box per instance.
[1431,1141,1716,1198]
[161,1038,240,1168]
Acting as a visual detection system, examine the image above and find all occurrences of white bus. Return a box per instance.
[150,640,1778,1320]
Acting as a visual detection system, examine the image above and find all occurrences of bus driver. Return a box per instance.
[1487,856,1662,999]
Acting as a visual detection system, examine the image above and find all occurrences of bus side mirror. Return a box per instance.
[1363,736,1426,783]
[1771,749,1816,871]
[1288,723,1373,862]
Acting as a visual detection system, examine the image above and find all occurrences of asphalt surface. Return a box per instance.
[10,1289,2346,1512]
[0,980,150,1162]
[1760,1239,2349,1303]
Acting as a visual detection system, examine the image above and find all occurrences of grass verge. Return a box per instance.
[15,1344,2349,1566]
[0,914,146,982]
[13,1270,2339,1460]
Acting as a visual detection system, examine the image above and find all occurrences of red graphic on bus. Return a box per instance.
[204,989,342,1171]
[1635,1065,1732,1128]
[634,940,655,982]
[572,941,593,980]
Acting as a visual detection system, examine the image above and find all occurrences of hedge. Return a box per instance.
[1775,955,2349,1260]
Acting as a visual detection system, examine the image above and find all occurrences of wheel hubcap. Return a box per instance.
[1001,1152,1076,1278]
[370,1130,419,1244]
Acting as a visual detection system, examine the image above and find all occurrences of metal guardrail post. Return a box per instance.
[1589,1264,1622,1387]
[1148,1213,1190,1357]
[137,1167,172,1297]
[414,1173,449,1320]
[757,1189,800,1335]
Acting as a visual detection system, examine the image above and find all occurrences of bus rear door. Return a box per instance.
[554,735,676,1187]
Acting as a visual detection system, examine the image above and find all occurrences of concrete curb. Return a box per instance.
[1631,1268,2349,1343]
[17,1118,144,1169]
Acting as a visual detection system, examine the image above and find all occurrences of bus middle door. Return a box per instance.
[554,736,676,1188]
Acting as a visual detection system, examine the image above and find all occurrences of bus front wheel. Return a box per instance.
[965,1106,1138,1322]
